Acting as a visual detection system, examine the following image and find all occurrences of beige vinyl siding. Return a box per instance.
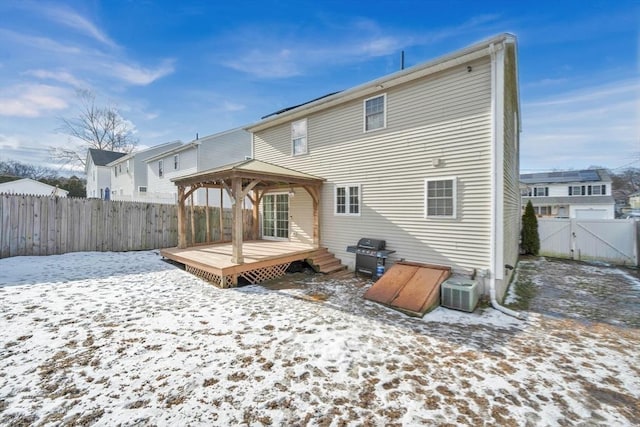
[255,58,493,275]
[500,44,521,299]
[289,189,314,245]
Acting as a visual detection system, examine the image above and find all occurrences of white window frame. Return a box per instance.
[138,186,147,193]
[570,185,582,196]
[291,119,308,156]
[158,160,164,178]
[173,154,179,170]
[363,94,386,132]
[334,184,361,216]
[424,177,457,219]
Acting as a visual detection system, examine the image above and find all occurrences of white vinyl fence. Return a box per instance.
[537,218,639,266]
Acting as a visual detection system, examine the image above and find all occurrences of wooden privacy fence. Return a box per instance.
[0,194,253,258]
[538,218,639,266]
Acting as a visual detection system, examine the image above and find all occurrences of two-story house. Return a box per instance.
[85,149,127,199]
[244,33,521,301]
[107,141,183,203]
[520,169,615,219]
[145,127,251,205]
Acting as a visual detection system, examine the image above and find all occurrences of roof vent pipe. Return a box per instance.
[401,50,405,70]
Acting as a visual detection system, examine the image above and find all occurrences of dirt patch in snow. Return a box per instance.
[508,256,640,328]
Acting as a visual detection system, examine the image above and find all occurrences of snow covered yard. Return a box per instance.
[0,251,638,426]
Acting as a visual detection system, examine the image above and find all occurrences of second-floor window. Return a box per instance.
[530,186,548,197]
[158,160,164,178]
[569,185,583,196]
[364,94,386,132]
[291,119,307,156]
[568,185,606,196]
[174,154,179,170]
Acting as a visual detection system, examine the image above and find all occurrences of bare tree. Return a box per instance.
[0,160,58,180]
[50,90,138,168]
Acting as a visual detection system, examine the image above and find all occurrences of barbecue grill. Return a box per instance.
[346,238,395,279]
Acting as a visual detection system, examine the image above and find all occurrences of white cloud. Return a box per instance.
[28,3,118,49]
[219,14,501,79]
[109,60,176,85]
[23,69,85,87]
[0,84,70,117]
[0,29,83,55]
[224,49,301,78]
[521,78,640,171]
[221,101,245,112]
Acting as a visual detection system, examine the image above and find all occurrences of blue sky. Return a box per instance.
[0,0,638,175]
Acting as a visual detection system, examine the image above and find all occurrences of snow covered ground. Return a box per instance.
[0,251,638,426]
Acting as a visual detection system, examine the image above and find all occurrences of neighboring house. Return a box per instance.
[520,169,615,219]
[0,178,69,197]
[85,149,127,199]
[246,33,521,300]
[145,128,251,205]
[629,192,640,209]
[107,141,183,203]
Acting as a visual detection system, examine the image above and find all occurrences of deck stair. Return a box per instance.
[306,248,347,274]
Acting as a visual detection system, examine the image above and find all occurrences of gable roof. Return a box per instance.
[106,140,183,166]
[246,33,517,132]
[88,149,127,167]
[520,169,611,185]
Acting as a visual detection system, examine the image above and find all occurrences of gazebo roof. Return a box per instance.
[171,159,324,187]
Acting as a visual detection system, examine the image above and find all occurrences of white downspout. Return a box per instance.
[489,42,525,320]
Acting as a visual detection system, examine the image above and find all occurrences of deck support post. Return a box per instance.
[303,185,321,248]
[177,186,187,248]
[231,177,244,264]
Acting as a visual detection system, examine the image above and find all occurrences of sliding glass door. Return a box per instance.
[262,194,289,239]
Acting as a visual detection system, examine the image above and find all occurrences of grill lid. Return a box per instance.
[357,238,386,250]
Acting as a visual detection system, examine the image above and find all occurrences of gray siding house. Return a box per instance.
[85,149,127,199]
[107,141,183,203]
[145,127,252,205]
[247,34,521,301]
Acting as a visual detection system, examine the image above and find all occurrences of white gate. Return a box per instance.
[537,218,639,266]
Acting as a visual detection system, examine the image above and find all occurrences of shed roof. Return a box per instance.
[0,178,69,196]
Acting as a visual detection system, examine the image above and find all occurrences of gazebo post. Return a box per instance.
[177,185,187,248]
[231,177,244,264]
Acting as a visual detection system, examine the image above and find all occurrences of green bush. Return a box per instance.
[521,200,540,255]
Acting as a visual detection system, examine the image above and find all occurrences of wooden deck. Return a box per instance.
[161,240,320,287]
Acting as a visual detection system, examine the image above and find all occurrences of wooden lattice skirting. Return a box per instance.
[185,262,291,288]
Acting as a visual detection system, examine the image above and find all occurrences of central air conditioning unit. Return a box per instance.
[441,278,479,312]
